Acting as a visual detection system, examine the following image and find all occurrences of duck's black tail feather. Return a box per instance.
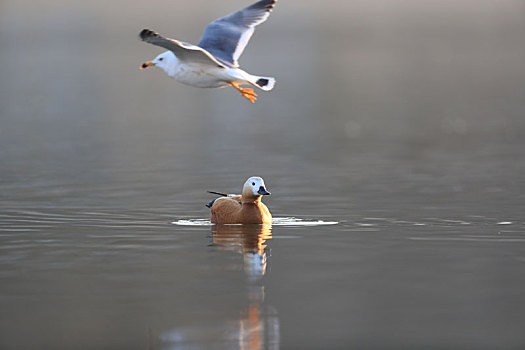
[207,191,228,197]
[205,191,228,208]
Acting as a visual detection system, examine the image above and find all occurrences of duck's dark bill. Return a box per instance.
[258,187,271,195]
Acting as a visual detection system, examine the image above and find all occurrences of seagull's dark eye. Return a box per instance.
[252,182,255,186]
[159,57,163,61]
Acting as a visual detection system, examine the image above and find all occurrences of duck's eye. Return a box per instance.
[159,57,164,61]
[252,182,255,186]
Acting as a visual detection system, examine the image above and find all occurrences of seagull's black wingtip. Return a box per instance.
[255,0,278,11]
[139,29,156,41]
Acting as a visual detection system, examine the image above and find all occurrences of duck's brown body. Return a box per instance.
[209,177,272,224]
[211,196,272,224]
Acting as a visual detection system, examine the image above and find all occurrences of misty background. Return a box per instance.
[2,0,524,211]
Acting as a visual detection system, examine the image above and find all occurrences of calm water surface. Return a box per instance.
[2,0,525,349]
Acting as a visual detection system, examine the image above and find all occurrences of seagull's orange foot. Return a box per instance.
[230,83,258,103]
[241,88,257,103]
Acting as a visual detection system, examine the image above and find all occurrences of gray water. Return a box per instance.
[1,0,525,349]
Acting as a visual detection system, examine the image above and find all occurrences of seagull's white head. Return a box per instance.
[140,51,176,74]
[242,176,271,200]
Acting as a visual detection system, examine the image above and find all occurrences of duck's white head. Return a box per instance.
[140,51,176,74]
[242,176,271,199]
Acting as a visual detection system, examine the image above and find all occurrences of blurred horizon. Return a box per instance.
[2,0,525,209]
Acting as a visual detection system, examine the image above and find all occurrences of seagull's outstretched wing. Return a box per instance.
[197,0,277,67]
[139,29,226,68]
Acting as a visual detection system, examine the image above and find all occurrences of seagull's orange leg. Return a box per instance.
[230,82,257,103]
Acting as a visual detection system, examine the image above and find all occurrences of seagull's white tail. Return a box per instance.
[253,76,276,91]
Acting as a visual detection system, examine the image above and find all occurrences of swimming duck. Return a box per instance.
[207,176,272,224]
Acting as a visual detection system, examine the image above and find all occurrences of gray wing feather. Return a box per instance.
[139,29,226,68]
[197,0,277,67]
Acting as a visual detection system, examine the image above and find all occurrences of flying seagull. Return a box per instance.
[139,0,278,103]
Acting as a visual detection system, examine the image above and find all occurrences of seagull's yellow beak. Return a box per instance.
[140,61,155,70]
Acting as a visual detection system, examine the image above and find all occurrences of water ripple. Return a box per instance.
[172,217,338,226]
[409,236,525,242]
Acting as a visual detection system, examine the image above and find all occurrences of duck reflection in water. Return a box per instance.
[211,224,279,350]
[211,224,272,279]
[159,224,279,350]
